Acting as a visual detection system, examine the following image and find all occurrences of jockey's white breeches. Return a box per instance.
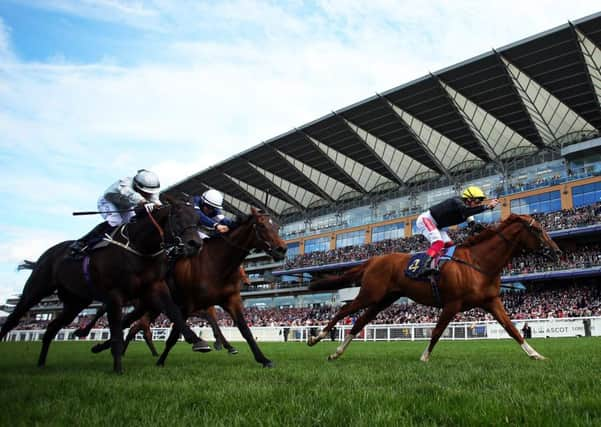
[415,211,451,244]
[97,197,135,227]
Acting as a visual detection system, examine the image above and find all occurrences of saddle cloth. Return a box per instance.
[404,246,456,280]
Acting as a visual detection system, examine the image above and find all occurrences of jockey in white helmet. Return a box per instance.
[195,189,234,239]
[70,169,162,258]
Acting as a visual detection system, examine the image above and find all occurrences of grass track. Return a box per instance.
[0,338,600,426]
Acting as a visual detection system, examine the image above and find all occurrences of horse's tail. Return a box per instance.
[17,260,36,271]
[0,242,68,341]
[309,262,369,292]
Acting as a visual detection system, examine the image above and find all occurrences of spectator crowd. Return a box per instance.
[284,202,601,271]
[12,283,601,330]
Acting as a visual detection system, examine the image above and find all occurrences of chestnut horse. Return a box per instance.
[307,214,561,362]
[0,196,211,373]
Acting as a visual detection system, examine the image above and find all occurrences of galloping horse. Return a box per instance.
[94,207,287,367]
[160,207,287,367]
[0,196,211,373]
[307,214,561,362]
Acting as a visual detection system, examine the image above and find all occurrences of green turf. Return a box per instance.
[0,338,599,427]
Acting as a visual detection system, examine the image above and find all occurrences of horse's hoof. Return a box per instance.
[156,360,165,367]
[114,369,123,375]
[227,348,238,355]
[530,354,546,360]
[214,342,223,351]
[91,345,103,354]
[192,341,212,353]
[152,352,159,357]
[262,360,274,368]
[307,338,316,347]
[327,354,338,361]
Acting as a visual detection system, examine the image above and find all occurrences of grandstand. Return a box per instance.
[3,12,601,336]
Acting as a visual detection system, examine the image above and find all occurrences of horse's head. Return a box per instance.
[159,193,203,257]
[244,207,287,261]
[511,214,562,261]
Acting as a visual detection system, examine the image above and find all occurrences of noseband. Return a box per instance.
[219,215,276,254]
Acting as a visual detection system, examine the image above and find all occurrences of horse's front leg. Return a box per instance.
[483,297,545,360]
[105,292,125,374]
[224,295,271,367]
[146,280,211,353]
[206,306,237,354]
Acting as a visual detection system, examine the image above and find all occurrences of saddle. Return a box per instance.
[404,246,456,308]
[404,246,456,281]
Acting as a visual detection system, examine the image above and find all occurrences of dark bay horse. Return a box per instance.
[0,196,211,373]
[307,214,561,362]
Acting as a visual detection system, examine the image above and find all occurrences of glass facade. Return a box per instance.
[286,242,300,259]
[372,222,405,242]
[304,236,330,254]
[572,182,601,208]
[473,209,501,224]
[510,191,561,214]
[336,230,366,249]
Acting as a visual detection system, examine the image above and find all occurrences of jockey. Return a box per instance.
[415,186,499,275]
[195,189,234,239]
[69,169,161,258]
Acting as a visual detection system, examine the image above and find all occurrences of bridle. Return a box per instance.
[452,218,550,277]
[219,213,277,256]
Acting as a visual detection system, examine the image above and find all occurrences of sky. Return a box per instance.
[0,0,600,312]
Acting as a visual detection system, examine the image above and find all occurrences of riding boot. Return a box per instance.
[69,222,115,259]
[419,255,440,277]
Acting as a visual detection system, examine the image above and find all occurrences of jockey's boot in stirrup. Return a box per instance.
[69,222,113,259]
[420,255,439,277]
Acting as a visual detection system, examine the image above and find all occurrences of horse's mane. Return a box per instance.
[459,214,524,248]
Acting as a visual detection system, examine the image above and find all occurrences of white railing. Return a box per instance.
[4,316,599,343]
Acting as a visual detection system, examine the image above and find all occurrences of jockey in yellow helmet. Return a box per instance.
[414,186,499,275]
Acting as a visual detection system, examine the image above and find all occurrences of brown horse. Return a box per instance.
[157,207,287,367]
[0,196,211,373]
[307,214,561,362]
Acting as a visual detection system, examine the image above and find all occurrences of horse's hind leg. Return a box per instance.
[328,295,398,361]
[105,295,126,374]
[0,270,54,341]
[420,302,460,362]
[38,298,88,367]
[308,298,371,347]
[483,297,545,360]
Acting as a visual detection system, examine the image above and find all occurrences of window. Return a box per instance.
[372,223,405,242]
[411,219,418,235]
[472,209,501,224]
[572,182,601,208]
[336,230,365,249]
[304,237,330,254]
[286,242,300,259]
[510,191,561,214]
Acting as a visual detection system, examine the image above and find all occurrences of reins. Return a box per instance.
[102,204,193,258]
[451,218,543,277]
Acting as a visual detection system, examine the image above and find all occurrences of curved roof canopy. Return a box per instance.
[168,12,601,218]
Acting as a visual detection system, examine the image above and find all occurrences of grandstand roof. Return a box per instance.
[168,12,601,219]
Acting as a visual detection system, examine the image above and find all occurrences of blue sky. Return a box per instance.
[1,0,600,311]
